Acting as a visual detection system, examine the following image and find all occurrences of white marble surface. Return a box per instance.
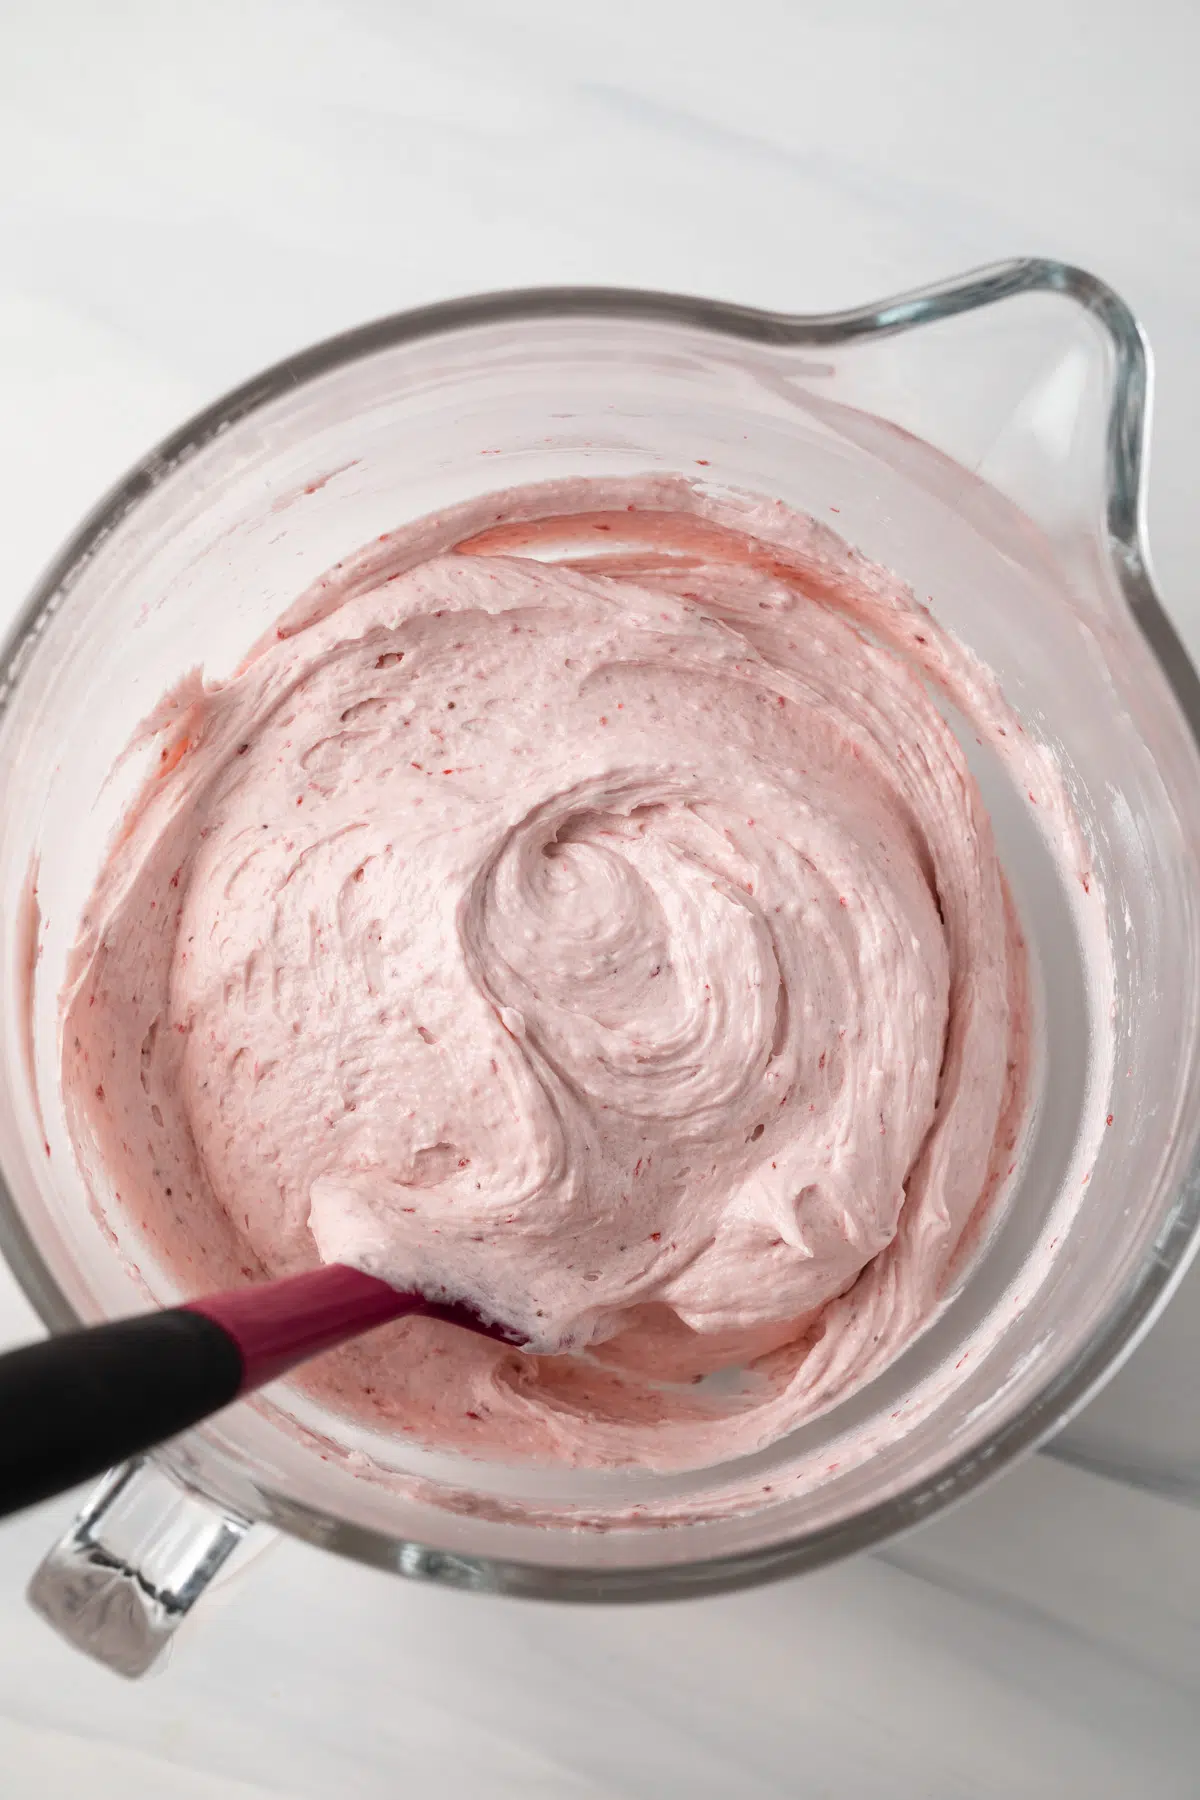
[1,1,1199,1793]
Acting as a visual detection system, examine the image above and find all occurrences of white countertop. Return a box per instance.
[1,2,1199,1793]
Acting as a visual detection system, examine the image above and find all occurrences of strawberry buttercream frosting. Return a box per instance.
[61,476,1044,1470]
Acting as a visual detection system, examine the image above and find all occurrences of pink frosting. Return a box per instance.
[61,477,1041,1471]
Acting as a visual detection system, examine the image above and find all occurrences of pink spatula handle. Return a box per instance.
[185,1263,517,1391]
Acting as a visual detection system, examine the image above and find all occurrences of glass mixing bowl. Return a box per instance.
[4,258,1200,1677]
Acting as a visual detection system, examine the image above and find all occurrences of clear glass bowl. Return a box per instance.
[4,258,1200,1676]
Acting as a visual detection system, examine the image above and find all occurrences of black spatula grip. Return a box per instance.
[0,1311,244,1519]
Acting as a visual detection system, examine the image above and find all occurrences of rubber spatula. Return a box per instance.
[0,1264,522,1520]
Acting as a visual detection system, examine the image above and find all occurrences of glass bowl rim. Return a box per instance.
[2,256,1198,1603]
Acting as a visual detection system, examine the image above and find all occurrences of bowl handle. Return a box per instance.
[26,1457,254,1677]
